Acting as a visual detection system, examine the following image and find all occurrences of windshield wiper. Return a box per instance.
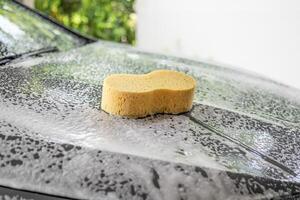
[0,46,58,65]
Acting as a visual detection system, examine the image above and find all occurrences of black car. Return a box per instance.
[1,1,300,199]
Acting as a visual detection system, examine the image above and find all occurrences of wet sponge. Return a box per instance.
[101,70,196,118]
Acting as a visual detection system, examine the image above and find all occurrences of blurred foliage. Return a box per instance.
[34,0,136,45]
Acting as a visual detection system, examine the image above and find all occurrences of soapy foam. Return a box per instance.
[0,102,225,171]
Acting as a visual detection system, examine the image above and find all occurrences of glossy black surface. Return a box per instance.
[0,0,86,60]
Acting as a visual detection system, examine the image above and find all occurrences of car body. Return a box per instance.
[1,1,300,199]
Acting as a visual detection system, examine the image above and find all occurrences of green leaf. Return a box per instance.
[34,0,136,44]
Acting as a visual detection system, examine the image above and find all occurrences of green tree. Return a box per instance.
[35,0,136,44]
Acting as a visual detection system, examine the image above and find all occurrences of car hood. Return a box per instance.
[1,41,300,199]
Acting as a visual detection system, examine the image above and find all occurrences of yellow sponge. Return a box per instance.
[101,70,196,118]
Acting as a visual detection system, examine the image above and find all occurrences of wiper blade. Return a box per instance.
[0,185,78,200]
[0,46,58,65]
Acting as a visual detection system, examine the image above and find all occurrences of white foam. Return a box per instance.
[0,102,225,171]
